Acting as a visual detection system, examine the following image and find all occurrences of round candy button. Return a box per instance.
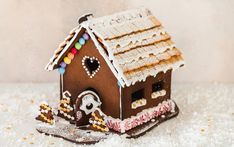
[82,33,89,40]
[75,42,81,50]
[79,38,85,45]
[58,67,65,75]
[64,57,71,64]
[67,52,74,59]
[71,47,77,54]
[60,62,66,68]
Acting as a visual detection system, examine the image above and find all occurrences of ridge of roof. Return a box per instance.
[45,8,184,87]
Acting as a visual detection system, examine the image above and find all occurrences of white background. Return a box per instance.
[0,0,234,83]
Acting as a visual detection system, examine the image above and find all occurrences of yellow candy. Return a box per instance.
[64,57,71,64]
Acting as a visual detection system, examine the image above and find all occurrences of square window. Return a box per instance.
[151,81,166,99]
[131,89,146,109]
[131,89,144,102]
[152,81,164,92]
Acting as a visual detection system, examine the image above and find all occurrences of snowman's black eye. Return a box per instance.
[86,103,93,110]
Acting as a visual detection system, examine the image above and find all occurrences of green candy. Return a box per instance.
[75,42,82,50]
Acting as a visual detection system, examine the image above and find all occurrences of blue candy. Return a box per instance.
[58,67,65,75]
[79,38,85,45]
[117,81,122,87]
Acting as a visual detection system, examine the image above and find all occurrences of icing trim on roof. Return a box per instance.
[45,8,184,87]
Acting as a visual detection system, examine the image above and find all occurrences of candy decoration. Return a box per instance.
[57,32,90,75]
[67,52,74,60]
[58,67,65,75]
[131,98,147,109]
[118,81,121,87]
[82,33,90,40]
[82,56,100,78]
[106,99,175,133]
[75,42,82,50]
[64,57,71,64]
[35,102,54,125]
[71,47,77,54]
[58,91,75,121]
[151,90,166,99]
[76,111,83,122]
[89,108,109,132]
[79,38,85,45]
[60,62,66,68]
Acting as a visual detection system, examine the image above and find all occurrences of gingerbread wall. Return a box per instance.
[121,70,172,119]
[62,29,120,119]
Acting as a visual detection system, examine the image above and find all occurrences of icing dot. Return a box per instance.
[64,57,71,64]
[60,62,66,68]
[79,38,85,45]
[71,48,77,54]
[67,52,74,60]
[58,67,65,75]
[75,42,82,50]
[82,33,89,40]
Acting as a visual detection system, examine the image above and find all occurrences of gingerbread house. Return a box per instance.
[45,8,184,134]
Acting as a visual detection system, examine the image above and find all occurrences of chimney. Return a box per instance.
[78,14,93,24]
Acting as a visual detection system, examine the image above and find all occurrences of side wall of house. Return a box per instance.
[60,29,120,123]
[121,70,172,119]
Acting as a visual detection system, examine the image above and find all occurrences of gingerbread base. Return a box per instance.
[36,101,179,144]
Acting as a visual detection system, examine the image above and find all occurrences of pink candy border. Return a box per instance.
[105,99,175,133]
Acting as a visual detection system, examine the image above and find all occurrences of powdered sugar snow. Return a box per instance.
[0,83,233,146]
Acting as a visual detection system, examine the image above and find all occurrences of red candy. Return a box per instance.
[71,47,77,54]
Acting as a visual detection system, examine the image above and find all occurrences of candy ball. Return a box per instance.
[82,33,89,40]
[60,62,66,68]
[71,47,77,54]
[58,67,65,75]
[75,42,82,50]
[67,52,74,60]
[79,38,85,45]
[64,57,71,64]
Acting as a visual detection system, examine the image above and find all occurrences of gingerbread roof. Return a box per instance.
[45,8,184,87]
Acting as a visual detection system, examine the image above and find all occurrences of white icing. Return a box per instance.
[91,16,156,41]
[103,26,166,53]
[78,91,101,115]
[78,90,100,101]
[119,86,122,120]
[44,8,184,88]
[84,26,125,87]
[118,48,180,72]
[88,8,152,31]
[124,59,185,86]
[63,91,71,97]
[60,110,75,120]
[131,98,147,109]
[40,109,49,113]
[151,89,166,99]
[114,42,176,65]
[89,120,102,125]
[81,56,100,78]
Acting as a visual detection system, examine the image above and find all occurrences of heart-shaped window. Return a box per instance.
[82,56,100,78]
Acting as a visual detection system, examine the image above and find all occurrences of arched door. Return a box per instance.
[75,90,102,126]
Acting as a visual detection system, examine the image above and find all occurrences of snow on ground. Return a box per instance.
[0,83,233,147]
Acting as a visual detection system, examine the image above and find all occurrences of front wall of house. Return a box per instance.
[62,29,120,121]
[121,70,172,119]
